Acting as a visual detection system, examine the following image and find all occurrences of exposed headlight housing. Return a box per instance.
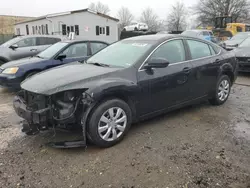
[2,67,19,74]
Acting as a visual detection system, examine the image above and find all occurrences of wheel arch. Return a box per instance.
[220,64,235,84]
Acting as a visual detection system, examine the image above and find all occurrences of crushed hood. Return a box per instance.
[21,63,121,95]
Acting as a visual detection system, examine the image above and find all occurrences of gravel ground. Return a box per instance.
[0,76,250,188]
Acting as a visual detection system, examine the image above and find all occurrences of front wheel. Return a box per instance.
[209,75,231,105]
[87,99,132,148]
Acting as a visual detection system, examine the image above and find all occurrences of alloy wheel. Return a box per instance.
[218,79,230,101]
[98,107,127,142]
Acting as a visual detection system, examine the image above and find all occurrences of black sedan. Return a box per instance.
[234,37,250,72]
[13,34,238,148]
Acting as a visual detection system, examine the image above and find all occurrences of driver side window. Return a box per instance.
[15,38,36,48]
[61,43,88,58]
[150,40,186,64]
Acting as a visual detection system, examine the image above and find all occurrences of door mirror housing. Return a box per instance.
[57,54,67,61]
[144,58,170,69]
[10,44,18,50]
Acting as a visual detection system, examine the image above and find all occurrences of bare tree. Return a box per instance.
[117,7,134,30]
[140,8,160,31]
[194,0,250,25]
[88,1,110,15]
[166,1,187,31]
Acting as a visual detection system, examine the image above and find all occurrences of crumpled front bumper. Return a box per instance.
[13,95,51,133]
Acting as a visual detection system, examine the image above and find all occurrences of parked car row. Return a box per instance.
[11,34,237,148]
[0,38,108,88]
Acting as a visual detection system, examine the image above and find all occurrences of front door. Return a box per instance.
[137,39,195,115]
[9,37,37,60]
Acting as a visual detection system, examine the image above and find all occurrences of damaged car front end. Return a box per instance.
[13,89,94,147]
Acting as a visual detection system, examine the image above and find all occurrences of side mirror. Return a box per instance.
[10,44,18,50]
[57,54,67,61]
[144,58,170,69]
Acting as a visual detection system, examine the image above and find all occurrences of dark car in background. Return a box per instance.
[234,37,250,72]
[0,35,61,65]
[13,34,237,148]
[0,40,108,88]
[223,32,250,50]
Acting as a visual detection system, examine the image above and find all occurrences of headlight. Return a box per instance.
[2,67,19,74]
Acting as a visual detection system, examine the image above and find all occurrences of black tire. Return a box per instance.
[209,75,231,105]
[87,99,132,148]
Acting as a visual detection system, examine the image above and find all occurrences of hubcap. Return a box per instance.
[218,79,230,101]
[98,107,127,142]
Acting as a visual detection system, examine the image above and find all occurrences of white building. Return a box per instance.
[14,9,119,43]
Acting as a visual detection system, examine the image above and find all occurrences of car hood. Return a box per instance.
[224,39,244,46]
[21,63,121,95]
[234,47,250,57]
[0,57,47,69]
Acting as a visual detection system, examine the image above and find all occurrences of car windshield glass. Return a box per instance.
[239,37,250,47]
[231,33,249,40]
[37,42,68,59]
[1,37,22,47]
[182,31,198,37]
[86,40,152,68]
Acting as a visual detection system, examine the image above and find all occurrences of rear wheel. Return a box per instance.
[209,75,231,105]
[87,99,132,148]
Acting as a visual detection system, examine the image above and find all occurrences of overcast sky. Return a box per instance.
[1,0,197,20]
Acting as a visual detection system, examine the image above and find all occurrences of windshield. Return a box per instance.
[239,37,250,47]
[1,37,22,47]
[37,42,68,59]
[231,33,250,40]
[182,31,198,37]
[86,40,152,68]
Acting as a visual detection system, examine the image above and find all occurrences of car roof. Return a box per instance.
[123,34,179,42]
[16,35,61,39]
[61,39,109,44]
[184,29,212,33]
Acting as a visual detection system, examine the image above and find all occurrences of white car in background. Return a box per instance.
[123,22,148,31]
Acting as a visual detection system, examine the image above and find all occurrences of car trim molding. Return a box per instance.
[138,38,222,72]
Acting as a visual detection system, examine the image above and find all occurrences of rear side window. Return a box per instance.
[150,40,186,64]
[209,45,216,55]
[90,42,108,54]
[187,40,211,59]
[37,37,61,45]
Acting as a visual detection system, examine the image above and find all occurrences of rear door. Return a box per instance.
[9,37,37,60]
[185,39,223,98]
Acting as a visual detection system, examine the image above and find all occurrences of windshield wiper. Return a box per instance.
[88,62,110,67]
[34,55,44,59]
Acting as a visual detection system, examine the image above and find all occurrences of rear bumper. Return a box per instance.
[0,74,22,88]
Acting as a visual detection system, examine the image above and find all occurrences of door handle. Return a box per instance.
[213,59,220,64]
[183,67,191,74]
[30,49,37,52]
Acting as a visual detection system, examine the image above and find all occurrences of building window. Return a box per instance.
[26,25,29,35]
[45,24,48,35]
[67,26,70,35]
[99,27,105,35]
[32,26,35,35]
[41,25,44,35]
[96,26,100,35]
[75,25,79,35]
[62,24,67,35]
[35,26,38,34]
[106,26,110,36]
[16,28,20,35]
[70,26,74,32]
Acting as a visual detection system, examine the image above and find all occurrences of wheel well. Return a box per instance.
[23,69,41,79]
[87,93,137,123]
[222,71,234,83]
